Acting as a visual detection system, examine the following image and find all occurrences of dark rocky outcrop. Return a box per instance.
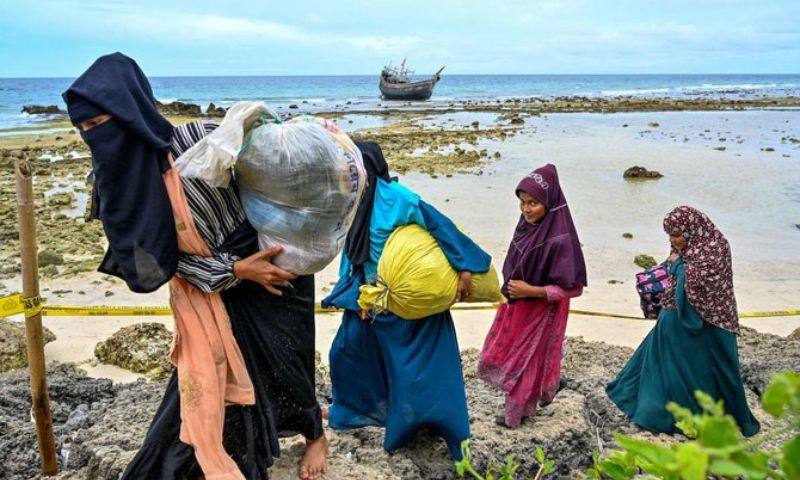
[788,327,800,342]
[22,105,66,115]
[206,103,227,117]
[38,250,65,268]
[634,254,658,269]
[94,323,173,380]
[623,166,663,179]
[0,318,56,372]
[155,101,202,116]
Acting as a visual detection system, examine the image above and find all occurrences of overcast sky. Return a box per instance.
[1,0,798,77]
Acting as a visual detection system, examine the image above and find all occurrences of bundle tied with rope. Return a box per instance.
[358,224,503,320]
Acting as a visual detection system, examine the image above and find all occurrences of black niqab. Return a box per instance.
[63,53,177,293]
[344,141,393,267]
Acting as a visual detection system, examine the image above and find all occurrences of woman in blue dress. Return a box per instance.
[322,142,491,459]
[607,206,760,437]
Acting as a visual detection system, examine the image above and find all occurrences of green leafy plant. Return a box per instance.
[588,371,800,480]
[455,439,555,480]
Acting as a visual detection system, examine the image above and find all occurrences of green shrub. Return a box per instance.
[456,371,800,479]
[588,371,800,480]
[455,440,554,480]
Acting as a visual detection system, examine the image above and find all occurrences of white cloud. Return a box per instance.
[306,13,328,26]
[24,3,424,54]
[1,0,797,74]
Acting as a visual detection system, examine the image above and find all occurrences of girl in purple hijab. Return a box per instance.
[478,164,587,428]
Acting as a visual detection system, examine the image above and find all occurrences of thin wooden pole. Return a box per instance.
[15,159,58,476]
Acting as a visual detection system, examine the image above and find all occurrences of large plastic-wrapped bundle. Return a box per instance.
[236,115,366,274]
[173,101,279,187]
[358,224,503,319]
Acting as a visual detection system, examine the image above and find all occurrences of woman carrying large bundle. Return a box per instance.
[322,142,491,459]
[63,53,327,480]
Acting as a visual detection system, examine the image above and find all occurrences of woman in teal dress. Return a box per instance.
[607,206,760,437]
[322,142,491,459]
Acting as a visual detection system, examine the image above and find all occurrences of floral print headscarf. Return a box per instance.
[661,206,739,333]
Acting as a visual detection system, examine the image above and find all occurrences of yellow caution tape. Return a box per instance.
[568,309,643,320]
[1,293,799,320]
[1,293,45,318]
[41,305,173,317]
[0,293,25,317]
[22,295,44,318]
[738,310,800,318]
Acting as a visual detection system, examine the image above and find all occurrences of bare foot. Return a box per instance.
[321,405,329,421]
[299,435,328,480]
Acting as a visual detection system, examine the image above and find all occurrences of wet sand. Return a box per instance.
[1,106,799,382]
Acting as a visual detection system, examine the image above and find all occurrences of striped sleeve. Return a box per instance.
[171,119,245,292]
[177,251,242,293]
[169,120,218,158]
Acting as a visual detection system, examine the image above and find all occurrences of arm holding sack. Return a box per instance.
[177,251,242,293]
[419,200,491,302]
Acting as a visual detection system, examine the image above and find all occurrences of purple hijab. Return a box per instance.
[501,164,587,299]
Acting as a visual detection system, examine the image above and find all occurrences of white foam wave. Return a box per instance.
[602,82,799,97]
[288,98,327,103]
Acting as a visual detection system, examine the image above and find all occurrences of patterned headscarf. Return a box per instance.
[661,206,739,333]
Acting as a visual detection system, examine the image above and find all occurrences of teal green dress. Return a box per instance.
[322,179,491,459]
[606,258,760,437]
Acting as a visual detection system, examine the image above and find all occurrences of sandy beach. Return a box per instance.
[1,102,798,383]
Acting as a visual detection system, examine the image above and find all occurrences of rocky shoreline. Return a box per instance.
[3,97,798,287]
[0,326,797,479]
[15,96,800,124]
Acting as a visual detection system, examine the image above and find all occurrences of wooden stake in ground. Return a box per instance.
[15,159,58,475]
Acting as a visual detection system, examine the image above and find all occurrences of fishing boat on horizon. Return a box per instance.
[379,58,445,101]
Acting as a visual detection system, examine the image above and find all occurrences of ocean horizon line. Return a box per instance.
[3,72,800,81]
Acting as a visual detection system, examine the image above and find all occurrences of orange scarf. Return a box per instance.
[163,158,255,479]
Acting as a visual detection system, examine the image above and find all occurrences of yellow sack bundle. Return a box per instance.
[358,224,503,320]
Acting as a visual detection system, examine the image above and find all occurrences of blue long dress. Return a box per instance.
[322,179,491,459]
[606,258,760,437]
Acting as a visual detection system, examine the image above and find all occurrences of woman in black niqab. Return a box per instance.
[64,53,329,479]
[63,52,177,293]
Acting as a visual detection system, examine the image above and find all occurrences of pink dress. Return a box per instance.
[478,285,582,427]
